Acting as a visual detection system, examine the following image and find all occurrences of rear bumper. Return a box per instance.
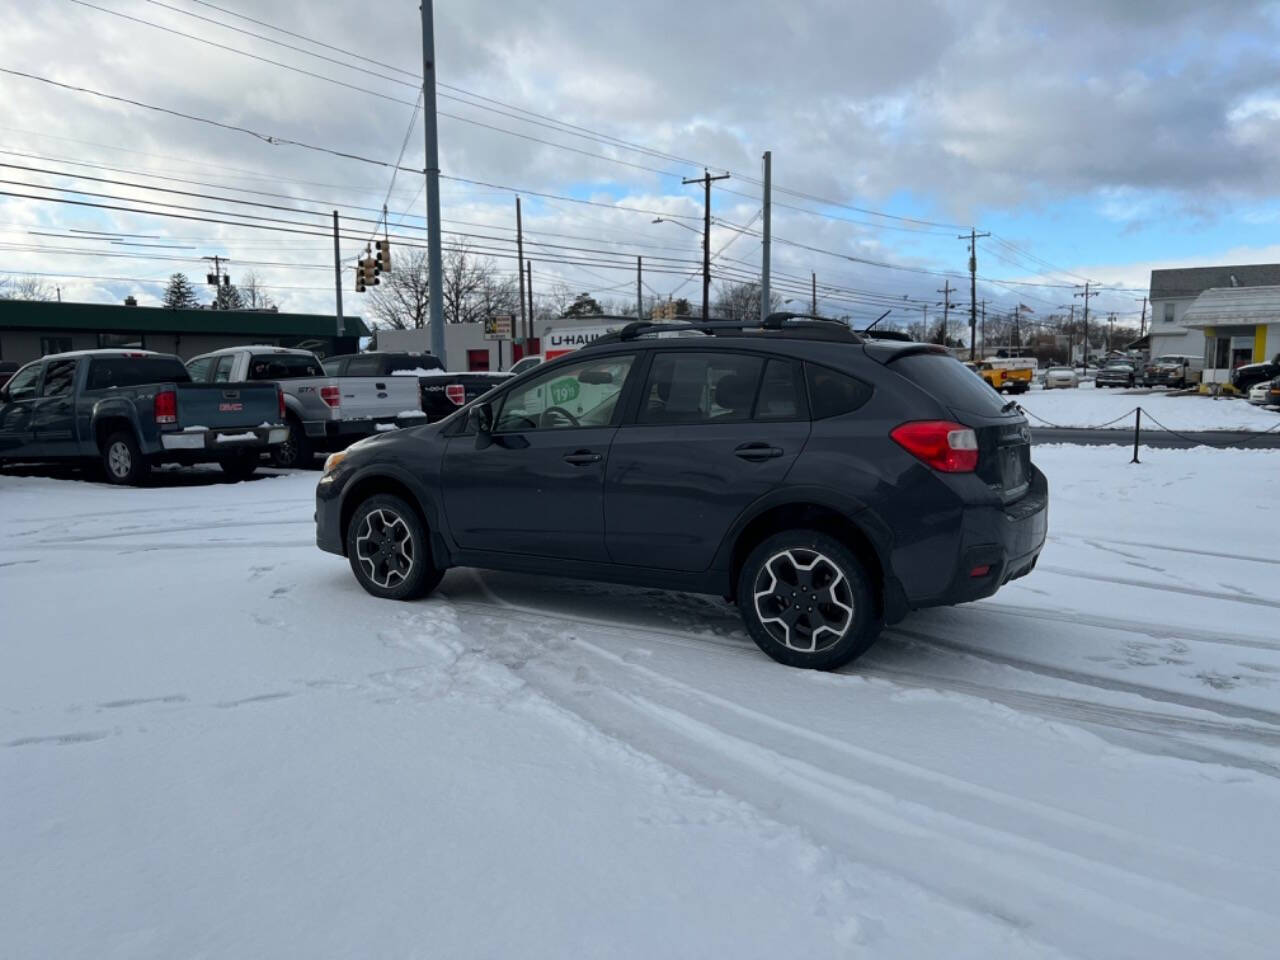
[305,414,429,447]
[911,465,1049,609]
[160,425,287,451]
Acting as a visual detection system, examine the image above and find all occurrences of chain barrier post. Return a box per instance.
[1131,407,1142,464]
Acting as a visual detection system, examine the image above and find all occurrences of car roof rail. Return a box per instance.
[586,314,864,348]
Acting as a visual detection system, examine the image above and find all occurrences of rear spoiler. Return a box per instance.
[861,341,952,365]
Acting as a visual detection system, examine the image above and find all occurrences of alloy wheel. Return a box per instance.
[108,441,132,479]
[752,548,855,653]
[354,508,415,589]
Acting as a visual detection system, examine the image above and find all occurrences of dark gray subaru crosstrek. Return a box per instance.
[315,315,1048,670]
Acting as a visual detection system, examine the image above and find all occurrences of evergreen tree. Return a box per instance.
[162,272,199,309]
[213,282,245,311]
[563,292,604,318]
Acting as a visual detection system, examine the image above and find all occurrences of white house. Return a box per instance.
[1148,263,1280,364]
[1176,286,1280,384]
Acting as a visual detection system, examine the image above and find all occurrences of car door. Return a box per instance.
[0,361,43,457]
[604,351,811,571]
[31,358,79,456]
[441,352,638,561]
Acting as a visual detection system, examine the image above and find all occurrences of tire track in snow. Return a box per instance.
[1037,564,1280,610]
[1049,534,1280,567]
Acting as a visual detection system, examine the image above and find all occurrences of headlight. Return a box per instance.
[322,451,347,476]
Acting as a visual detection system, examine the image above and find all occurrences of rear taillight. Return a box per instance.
[277,386,286,420]
[154,389,177,425]
[445,384,466,406]
[890,420,979,473]
[320,385,341,408]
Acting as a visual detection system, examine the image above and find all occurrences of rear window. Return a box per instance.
[384,354,444,374]
[87,357,192,390]
[248,354,323,379]
[891,353,1008,416]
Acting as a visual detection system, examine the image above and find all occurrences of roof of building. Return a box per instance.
[1150,263,1280,300]
[1179,285,1280,328]
[0,299,368,337]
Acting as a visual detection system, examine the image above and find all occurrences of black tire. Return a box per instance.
[737,529,879,670]
[270,415,311,469]
[345,493,443,601]
[218,451,259,480]
[101,430,150,486]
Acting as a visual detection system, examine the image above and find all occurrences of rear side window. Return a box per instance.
[805,363,873,419]
[186,357,215,382]
[248,354,323,379]
[40,359,77,397]
[891,353,1006,416]
[638,352,764,424]
[87,357,192,390]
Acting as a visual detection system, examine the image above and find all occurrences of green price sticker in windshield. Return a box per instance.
[548,377,580,404]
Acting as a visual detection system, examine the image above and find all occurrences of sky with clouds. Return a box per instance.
[3,0,1280,331]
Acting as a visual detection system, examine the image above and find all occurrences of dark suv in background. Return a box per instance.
[314,316,1048,670]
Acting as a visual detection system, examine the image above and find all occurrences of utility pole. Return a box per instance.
[525,261,533,342]
[936,279,954,345]
[760,151,771,323]
[1075,282,1099,375]
[682,169,731,321]
[1107,312,1116,353]
[331,210,344,339]
[958,228,990,360]
[516,196,527,341]
[420,0,446,366]
[1135,296,1148,338]
[636,256,643,319]
[980,300,986,357]
[811,272,817,315]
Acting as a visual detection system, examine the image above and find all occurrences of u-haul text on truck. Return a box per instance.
[541,320,628,361]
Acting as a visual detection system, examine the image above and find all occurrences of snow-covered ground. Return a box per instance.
[1019,381,1280,430]
[3,447,1280,959]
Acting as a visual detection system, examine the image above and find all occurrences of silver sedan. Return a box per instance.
[1043,366,1079,389]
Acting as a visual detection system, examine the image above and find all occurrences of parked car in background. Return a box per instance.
[1043,366,1079,389]
[1247,382,1272,405]
[322,351,510,422]
[0,350,286,484]
[0,361,17,389]
[1230,356,1280,394]
[508,354,544,376]
[316,316,1048,672]
[975,357,1034,394]
[1143,354,1203,388]
[1266,375,1280,408]
[1095,362,1137,388]
[187,346,426,468]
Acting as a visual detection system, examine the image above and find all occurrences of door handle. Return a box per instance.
[375,382,386,390]
[563,449,602,465]
[734,442,784,461]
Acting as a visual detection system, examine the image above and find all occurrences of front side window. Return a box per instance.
[40,359,77,397]
[637,352,764,425]
[496,354,635,432]
[4,363,41,401]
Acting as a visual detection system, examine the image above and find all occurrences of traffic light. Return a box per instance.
[361,257,380,288]
[355,263,365,293]
[375,239,391,273]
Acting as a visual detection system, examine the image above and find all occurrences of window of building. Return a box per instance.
[40,336,72,356]
[97,333,145,350]
[1163,303,1175,323]
[39,359,77,397]
[637,353,764,425]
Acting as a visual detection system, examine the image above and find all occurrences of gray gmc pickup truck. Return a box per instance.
[0,349,286,484]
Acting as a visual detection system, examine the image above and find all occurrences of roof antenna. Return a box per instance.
[864,309,892,332]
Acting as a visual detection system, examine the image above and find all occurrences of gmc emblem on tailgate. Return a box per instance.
[219,402,243,412]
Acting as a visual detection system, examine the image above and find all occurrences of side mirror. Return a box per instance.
[0,386,8,403]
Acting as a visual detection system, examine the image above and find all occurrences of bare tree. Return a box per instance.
[239,271,276,310]
[368,245,518,330]
[369,249,431,330]
[712,280,781,322]
[1,274,55,301]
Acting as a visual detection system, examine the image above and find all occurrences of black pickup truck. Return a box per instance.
[321,351,509,421]
[0,350,287,484]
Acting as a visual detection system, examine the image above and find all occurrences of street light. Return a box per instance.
[652,217,703,238]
